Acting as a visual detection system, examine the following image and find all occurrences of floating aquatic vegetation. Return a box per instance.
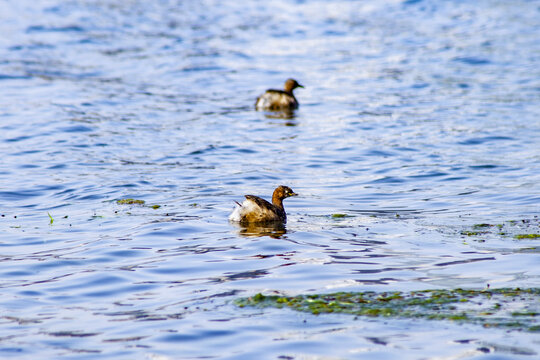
[236,288,540,332]
[117,198,146,205]
[514,234,540,239]
[116,199,161,209]
[472,223,493,229]
[459,218,539,242]
[461,230,489,236]
[331,213,352,219]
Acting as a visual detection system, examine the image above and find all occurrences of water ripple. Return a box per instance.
[0,0,538,359]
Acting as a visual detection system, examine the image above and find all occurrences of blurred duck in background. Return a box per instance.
[255,79,303,111]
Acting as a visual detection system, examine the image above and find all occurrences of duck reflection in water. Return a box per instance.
[232,221,287,239]
[263,109,297,121]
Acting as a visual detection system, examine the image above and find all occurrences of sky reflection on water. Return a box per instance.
[0,0,539,359]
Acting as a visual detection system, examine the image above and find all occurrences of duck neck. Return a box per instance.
[272,194,284,211]
[283,84,295,94]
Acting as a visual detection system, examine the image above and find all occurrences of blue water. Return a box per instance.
[0,0,539,358]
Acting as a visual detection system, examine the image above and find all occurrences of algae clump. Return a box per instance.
[514,234,540,239]
[236,288,540,332]
[117,198,146,205]
[331,213,351,219]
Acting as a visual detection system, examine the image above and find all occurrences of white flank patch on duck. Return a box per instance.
[228,199,258,222]
[255,94,273,110]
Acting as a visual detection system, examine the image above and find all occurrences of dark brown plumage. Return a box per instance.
[229,185,298,224]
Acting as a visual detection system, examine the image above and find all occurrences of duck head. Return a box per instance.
[284,79,304,93]
[273,185,298,201]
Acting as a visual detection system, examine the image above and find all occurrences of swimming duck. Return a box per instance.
[229,185,298,224]
[255,79,304,111]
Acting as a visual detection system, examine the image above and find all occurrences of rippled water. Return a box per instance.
[1,0,539,358]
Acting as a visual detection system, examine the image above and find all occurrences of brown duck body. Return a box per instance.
[255,79,303,111]
[229,186,297,224]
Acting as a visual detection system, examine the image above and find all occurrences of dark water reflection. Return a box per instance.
[232,221,288,239]
[0,0,539,359]
[261,109,297,121]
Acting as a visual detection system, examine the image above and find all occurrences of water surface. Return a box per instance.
[0,0,539,359]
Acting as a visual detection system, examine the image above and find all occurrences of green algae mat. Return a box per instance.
[236,288,540,332]
[459,218,539,240]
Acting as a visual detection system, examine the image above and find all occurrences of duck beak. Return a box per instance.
[297,84,304,88]
[289,192,298,197]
